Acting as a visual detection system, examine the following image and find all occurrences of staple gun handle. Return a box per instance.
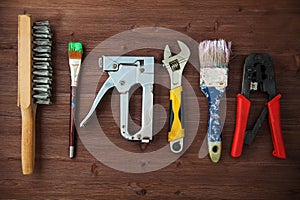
[120,92,129,137]
[231,94,251,158]
[141,84,154,140]
[120,84,153,142]
[168,86,184,143]
[267,94,286,159]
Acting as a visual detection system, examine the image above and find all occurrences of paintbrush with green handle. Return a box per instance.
[68,42,83,158]
[199,39,231,163]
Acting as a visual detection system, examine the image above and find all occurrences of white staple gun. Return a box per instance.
[80,56,154,143]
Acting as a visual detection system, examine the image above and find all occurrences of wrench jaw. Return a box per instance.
[163,41,190,62]
[162,41,191,89]
[163,45,172,61]
[177,40,190,59]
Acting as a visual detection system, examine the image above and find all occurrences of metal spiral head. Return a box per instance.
[169,59,180,71]
[32,21,53,104]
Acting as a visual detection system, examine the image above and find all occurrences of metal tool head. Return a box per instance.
[163,40,190,69]
[99,56,154,93]
[241,53,277,100]
[240,53,278,146]
[32,21,53,105]
[163,40,190,61]
[162,41,190,89]
[80,56,154,144]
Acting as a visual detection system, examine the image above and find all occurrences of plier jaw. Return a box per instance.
[241,54,276,100]
[231,53,286,159]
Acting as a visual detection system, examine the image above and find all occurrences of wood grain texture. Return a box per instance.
[0,0,300,199]
[18,14,36,175]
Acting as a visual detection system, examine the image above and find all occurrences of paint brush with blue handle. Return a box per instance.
[199,39,231,163]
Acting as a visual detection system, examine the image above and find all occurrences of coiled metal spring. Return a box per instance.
[169,59,180,71]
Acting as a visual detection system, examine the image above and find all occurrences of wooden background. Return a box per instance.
[0,0,299,199]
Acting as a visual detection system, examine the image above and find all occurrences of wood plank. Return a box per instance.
[0,0,299,199]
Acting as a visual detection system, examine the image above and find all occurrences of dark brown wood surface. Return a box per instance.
[0,0,299,199]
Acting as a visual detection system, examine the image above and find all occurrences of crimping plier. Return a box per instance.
[231,53,286,159]
[162,41,190,153]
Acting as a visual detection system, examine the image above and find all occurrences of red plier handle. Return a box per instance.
[231,94,251,158]
[231,94,286,159]
[267,94,286,159]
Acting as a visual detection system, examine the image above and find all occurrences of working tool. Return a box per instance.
[68,42,83,158]
[231,53,286,159]
[162,41,190,153]
[199,39,231,163]
[18,15,53,174]
[80,56,154,143]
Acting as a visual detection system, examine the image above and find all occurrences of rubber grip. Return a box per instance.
[168,86,184,142]
[231,94,251,158]
[267,94,286,159]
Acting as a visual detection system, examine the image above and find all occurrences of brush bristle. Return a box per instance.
[199,39,231,68]
[32,21,53,105]
[68,42,83,59]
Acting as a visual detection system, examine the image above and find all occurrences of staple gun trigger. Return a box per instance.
[80,77,114,128]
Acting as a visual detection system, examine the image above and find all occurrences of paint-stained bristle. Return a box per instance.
[199,39,231,68]
[68,42,83,59]
[33,21,53,105]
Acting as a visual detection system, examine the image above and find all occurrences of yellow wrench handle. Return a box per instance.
[168,86,184,142]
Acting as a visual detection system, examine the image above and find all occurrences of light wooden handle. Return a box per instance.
[21,106,36,175]
[18,14,36,175]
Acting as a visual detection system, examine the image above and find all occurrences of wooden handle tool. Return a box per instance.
[18,15,36,175]
[18,15,53,174]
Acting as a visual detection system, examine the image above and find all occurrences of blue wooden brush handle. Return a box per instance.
[201,87,224,142]
[201,86,225,163]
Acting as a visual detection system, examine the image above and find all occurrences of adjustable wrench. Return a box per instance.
[162,41,190,153]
